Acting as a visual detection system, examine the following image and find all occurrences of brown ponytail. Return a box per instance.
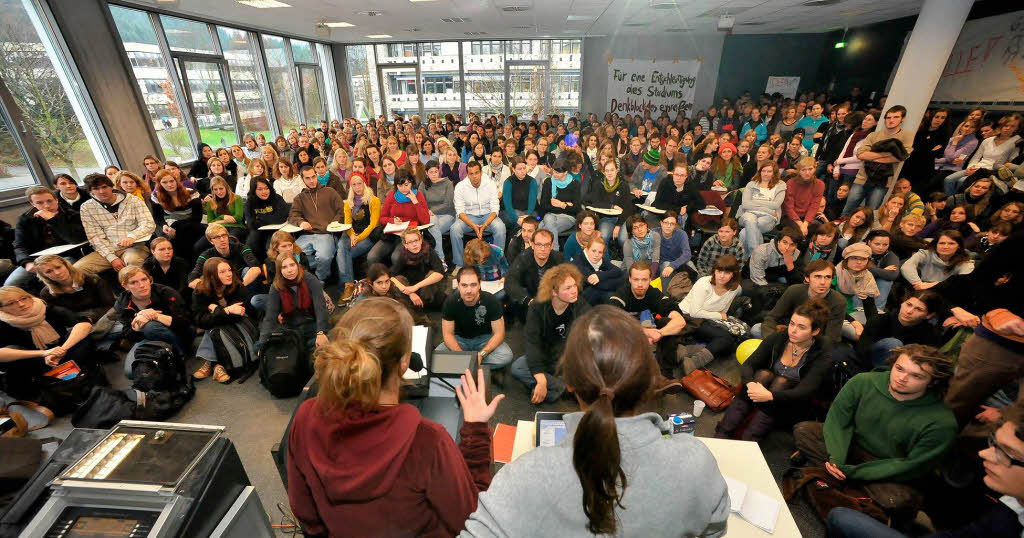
[559,305,659,534]
[313,297,413,413]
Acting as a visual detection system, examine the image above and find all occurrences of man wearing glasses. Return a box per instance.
[826,403,1024,537]
[187,223,261,289]
[504,229,563,324]
[792,345,958,527]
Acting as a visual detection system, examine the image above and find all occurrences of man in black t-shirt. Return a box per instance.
[610,261,687,391]
[436,266,514,370]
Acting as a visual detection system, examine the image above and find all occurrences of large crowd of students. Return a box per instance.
[1,88,1023,537]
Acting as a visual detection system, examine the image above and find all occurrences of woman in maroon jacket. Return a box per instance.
[287,297,502,537]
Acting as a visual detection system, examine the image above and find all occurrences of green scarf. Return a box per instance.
[603,173,620,193]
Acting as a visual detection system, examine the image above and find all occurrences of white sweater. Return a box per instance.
[679,276,741,320]
[968,135,1020,170]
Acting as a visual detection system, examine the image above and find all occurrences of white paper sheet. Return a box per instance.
[31,241,89,257]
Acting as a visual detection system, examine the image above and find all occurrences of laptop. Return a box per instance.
[534,412,567,447]
[428,350,490,398]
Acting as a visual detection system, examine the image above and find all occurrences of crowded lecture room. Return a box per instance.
[0,0,1023,536]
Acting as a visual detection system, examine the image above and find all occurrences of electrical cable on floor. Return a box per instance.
[272,502,300,536]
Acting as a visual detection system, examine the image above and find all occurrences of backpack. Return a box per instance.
[35,361,107,417]
[70,386,135,429]
[210,318,260,382]
[259,329,309,398]
[124,340,195,421]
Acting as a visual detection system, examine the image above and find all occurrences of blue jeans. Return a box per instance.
[871,337,904,368]
[251,293,269,313]
[943,169,969,195]
[826,507,906,538]
[510,355,566,403]
[3,265,36,287]
[139,320,183,354]
[542,213,576,250]
[738,213,777,257]
[598,216,619,245]
[296,233,338,281]
[843,183,887,216]
[337,236,373,283]
[435,335,514,369]
[451,215,506,267]
[427,214,456,262]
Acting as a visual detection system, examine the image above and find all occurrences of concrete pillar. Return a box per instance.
[884,0,973,133]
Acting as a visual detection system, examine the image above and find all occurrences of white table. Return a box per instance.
[697,437,801,537]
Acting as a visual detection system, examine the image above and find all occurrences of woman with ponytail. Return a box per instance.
[287,297,503,537]
[463,306,730,537]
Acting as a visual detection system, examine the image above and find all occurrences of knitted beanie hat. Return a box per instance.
[643,149,661,166]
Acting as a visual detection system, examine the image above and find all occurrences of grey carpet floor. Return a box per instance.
[29,312,824,537]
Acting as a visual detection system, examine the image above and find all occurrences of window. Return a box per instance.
[160,15,217,54]
[217,26,272,140]
[262,35,301,131]
[0,0,114,191]
[291,39,315,64]
[419,42,442,57]
[346,44,381,121]
[422,75,454,94]
[298,64,324,124]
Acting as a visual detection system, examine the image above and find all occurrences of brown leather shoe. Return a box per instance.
[654,375,683,394]
[193,361,213,380]
[340,282,357,303]
[213,365,231,384]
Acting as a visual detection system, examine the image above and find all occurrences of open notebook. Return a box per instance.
[724,476,782,533]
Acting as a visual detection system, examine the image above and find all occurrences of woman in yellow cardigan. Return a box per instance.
[339,171,381,300]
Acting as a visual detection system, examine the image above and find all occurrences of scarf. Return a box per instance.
[351,192,364,214]
[279,276,312,318]
[317,172,330,186]
[836,263,879,299]
[603,173,620,193]
[551,175,573,199]
[630,232,654,262]
[394,187,418,204]
[401,241,431,267]
[588,256,603,272]
[0,297,61,349]
[808,241,834,261]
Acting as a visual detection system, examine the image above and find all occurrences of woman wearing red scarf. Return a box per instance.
[259,253,330,351]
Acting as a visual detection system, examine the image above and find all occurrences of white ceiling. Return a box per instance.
[122,0,930,43]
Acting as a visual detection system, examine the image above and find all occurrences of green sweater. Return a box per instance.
[205,196,245,229]
[823,371,957,482]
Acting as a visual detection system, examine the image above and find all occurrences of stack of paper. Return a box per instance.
[636,204,666,214]
[31,241,89,257]
[724,476,782,533]
[510,420,535,462]
[384,221,410,234]
[258,223,304,233]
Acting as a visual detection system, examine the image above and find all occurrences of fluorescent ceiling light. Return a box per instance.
[366,34,393,38]
[236,0,292,7]
[567,15,595,21]
[410,0,439,2]
[324,22,355,27]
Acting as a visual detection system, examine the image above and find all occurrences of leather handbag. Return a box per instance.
[680,368,740,412]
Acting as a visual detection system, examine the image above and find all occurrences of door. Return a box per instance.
[507,62,548,118]
[378,64,421,120]
[177,59,238,148]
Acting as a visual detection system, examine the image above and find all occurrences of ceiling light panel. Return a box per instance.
[366,34,393,38]
[236,0,291,7]
[324,22,354,27]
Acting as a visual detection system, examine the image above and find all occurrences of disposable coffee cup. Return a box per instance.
[693,400,706,417]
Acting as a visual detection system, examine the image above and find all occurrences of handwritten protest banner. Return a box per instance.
[765,76,800,99]
[932,10,1024,103]
[607,59,699,116]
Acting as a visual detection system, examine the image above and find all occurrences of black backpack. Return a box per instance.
[210,318,260,382]
[259,329,309,398]
[124,340,195,421]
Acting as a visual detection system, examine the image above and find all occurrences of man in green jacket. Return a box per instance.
[792,344,957,516]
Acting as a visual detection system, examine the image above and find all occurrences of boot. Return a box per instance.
[690,348,715,370]
[339,282,357,303]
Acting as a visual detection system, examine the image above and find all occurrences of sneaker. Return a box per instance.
[193,361,213,379]
[442,261,449,273]
[213,364,231,384]
[654,375,683,394]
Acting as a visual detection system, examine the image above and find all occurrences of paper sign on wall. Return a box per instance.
[765,76,800,99]
[931,10,1024,103]
[606,59,700,116]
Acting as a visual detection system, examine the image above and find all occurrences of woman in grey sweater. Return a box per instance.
[900,229,974,289]
[461,306,730,538]
[421,160,456,264]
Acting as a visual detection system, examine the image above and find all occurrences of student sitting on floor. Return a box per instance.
[679,254,743,373]
[715,299,832,442]
[505,229,563,323]
[142,237,190,299]
[259,253,330,352]
[462,306,730,537]
[287,297,501,537]
[436,266,514,373]
[114,266,191,354]
[755,259,847,345]
[693,218,745,277]
[191,257,252,384]
[573,236,624,306]
[187,224,262,290]
[390,227,446,310]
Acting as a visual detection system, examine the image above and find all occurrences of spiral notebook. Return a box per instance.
[724,476,781,533]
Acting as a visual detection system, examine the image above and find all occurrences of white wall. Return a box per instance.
[582,34,726,116]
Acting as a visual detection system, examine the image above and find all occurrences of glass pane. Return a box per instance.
[290,39,314,64]
[181,60,237,147]
[216,27,271,141]
[381,66,418,120]
[420,42,460,119]
[298,65,323,125]
[262,35,300,131]
[462,41,504,119]
[376,43,417,64]
[550,39,582,116]
[160,15,216,54]
[110,5,195,163]
[507,39,547,62]
[0,110,35,192]
[0,0,103,182]
[508,64,546,118]
[345,44,381,121]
